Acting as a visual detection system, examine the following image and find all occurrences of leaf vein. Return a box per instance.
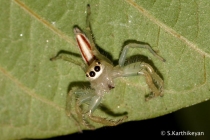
[0,67,64,111]
[14,0,76,46]
[126,0,210,58]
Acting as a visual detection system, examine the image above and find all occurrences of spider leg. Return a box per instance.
[85,4,96,49]
[50,52,86,71]
[66,89,95,129]
[87,95,128,126]
[116,62,163,101]
[119,43,165,67]
[67,89,127,128]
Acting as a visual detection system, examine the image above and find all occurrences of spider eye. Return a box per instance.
[86,74,89,77]
[94,66,100,72]
[89,71,95,77]
[96,61,101,65]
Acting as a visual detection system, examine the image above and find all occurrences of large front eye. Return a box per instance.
[89,71,95,77]
[94,66,100,72]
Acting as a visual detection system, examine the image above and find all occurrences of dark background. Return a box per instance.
[48,100,210,140]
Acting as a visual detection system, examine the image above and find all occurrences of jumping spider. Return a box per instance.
[51,4,165,129]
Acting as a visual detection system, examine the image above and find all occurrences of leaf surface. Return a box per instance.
[0,0,210,139]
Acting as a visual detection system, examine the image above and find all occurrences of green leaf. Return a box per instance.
[1,0,210,139]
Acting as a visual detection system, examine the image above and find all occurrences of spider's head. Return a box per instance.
[85,59,105,81]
